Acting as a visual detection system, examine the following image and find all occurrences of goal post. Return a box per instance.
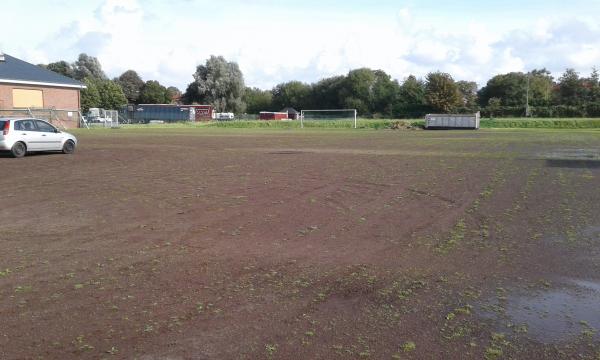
[300,109,358,129]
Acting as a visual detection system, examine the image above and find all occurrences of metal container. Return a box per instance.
[425,112,480,129]
[132,105,195,123]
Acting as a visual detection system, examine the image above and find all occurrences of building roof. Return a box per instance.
[281,107,299,114]
[0,53,86,89]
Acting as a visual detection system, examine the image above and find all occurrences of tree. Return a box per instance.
[183,82,201,105]
[371,70,400,117]
[80,78,101,113]
[271,81,312,110]
[456,81,478,111]
[557,69,583,105]
[478,70,554,109]
[586,68,600,102]
[184,55,245,113]
[393,75,429,118]
[311,76,345,109]
[81,78,126,111]
[73,53,107,81]
[46,61,76,79]
[586,68,600,116]
[166,86,182,103]
[340,68,377,115]
[527,69,554,106]
[399,75,426,105]
[487,97,501,118]
[425,72,461,113]
[96,80,128,109]
[244,87,273,113]
[115,70,144,103]
[478,72,527,107]
[139,80,170,104]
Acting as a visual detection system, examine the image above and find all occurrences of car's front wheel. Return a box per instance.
[62,140,76,154]
[10,142,27,158]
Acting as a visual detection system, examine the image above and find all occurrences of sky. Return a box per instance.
[2,0,600,90]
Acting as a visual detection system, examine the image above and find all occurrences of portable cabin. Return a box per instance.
[259,111,288,120]
[281,107,299,120]
[181,104,213,121]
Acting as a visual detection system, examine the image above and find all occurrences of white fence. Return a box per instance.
[83,109,120,128]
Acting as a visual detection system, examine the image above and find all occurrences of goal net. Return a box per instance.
[300,109,358,128]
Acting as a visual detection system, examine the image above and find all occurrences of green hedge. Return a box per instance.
[112,118,600,130]
[480,103,600,118]
[205,119,401,129]
[210,119,600,129]
[480,118,600,129]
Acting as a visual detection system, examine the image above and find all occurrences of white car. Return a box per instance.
[214,112,235,120]
[0,118,77,158]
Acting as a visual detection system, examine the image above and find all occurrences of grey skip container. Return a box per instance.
[425,112,480,130]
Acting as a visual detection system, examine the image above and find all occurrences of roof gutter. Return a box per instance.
[0,78,86,89]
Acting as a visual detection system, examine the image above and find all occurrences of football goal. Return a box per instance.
[300,109,358,128]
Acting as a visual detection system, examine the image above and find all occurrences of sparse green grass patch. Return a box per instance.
[436,219,467,254]
[481,118,600,129]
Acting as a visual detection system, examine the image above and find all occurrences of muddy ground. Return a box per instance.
[1,128,599,359]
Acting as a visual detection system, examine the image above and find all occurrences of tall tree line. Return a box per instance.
[236,67,600,118]
[41,54,600,118]
[40,54,179,112]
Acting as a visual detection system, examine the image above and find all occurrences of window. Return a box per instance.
[35,120,56,133]
[12,89,43,108]
[15,120,36,131]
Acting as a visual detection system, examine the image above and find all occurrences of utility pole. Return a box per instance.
[525,72,531,117]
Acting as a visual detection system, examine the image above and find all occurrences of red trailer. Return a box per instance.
[181,105,214,121]
[259,111,288,120]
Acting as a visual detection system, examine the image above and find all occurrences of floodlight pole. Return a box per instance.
[354,109,357,129]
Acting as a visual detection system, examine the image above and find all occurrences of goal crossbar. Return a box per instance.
[300,109,358,128]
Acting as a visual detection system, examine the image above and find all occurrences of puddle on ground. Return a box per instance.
[546,159,600,168]
[542,225,600,247]
[539,148,600,168]
[268,150,307,155]
[479,279,600,343]
[582,226,600,240]
[540,148,600,160]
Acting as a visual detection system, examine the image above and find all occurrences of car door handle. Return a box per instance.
[21,133,27,135]
[42,134,47,137]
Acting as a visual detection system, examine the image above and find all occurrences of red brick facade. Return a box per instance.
[0,83,80,110]
[0,83,81,128]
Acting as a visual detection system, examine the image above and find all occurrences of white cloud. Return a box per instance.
[569,45,600,68]
[9,0,600,90]
[494,48,526,74]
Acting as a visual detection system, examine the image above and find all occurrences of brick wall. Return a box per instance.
[0,83,81,128]
[0,83,80,110]
[0,85,11,108]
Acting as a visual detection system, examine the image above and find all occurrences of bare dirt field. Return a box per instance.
[1,128,600,359]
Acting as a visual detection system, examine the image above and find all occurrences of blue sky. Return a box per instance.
[3,0,600,90]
